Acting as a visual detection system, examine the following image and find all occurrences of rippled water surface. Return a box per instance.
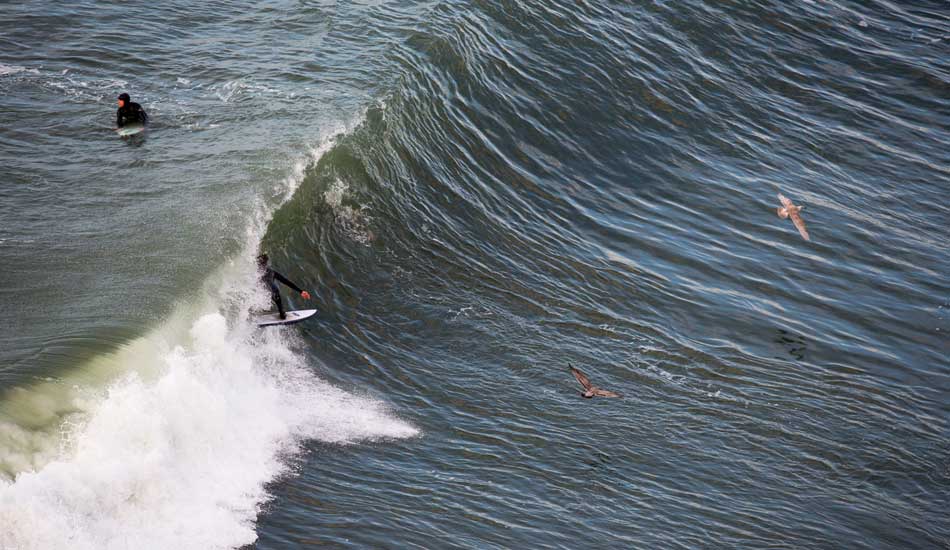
[1,1,948,548]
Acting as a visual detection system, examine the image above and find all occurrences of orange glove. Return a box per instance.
[301,291,311,300]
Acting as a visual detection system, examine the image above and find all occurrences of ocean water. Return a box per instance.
[1,1,948,548]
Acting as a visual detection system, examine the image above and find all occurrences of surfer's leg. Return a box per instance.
[270,289,286,319]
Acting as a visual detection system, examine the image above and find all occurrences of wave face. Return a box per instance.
[2,0,949,548]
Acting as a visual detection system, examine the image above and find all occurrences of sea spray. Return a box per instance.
[0,307,416,550]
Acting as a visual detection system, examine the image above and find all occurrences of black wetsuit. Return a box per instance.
[260,267,302,318]
[116,102,148,128]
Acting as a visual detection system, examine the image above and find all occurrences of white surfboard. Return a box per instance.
[116,124,146,137]
[255,309,317,327]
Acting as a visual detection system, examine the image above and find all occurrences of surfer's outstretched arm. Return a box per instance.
[274,271,311,300]
[273,271,302,292]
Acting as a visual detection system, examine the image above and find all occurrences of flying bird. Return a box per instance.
[570,364,621,398]
[776,193,810,241]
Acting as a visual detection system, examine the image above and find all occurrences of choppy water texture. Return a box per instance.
[1,1,949,548]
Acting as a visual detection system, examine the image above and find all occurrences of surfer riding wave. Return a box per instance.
[257,253,311,319]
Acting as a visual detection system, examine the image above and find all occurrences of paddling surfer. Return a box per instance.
[257,254,311,319]
[115,92,148,129]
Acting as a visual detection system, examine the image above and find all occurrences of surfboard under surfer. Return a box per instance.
[257,254,311,319]
[115,92,148,129]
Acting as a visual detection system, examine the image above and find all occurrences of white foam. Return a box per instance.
[324,179,375,245]
[44,75,129,102]
[0,118,417,549]
[0,64,39,76]
[0,311,416,550]
[212,79,285,103]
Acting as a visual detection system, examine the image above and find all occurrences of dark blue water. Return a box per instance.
[1,1,948,548]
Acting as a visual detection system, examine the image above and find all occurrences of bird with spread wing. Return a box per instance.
[777,193,810,241]
[570,364,621,398]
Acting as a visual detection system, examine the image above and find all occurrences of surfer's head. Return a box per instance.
[257,253,269,268]
[117,92,130,108]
